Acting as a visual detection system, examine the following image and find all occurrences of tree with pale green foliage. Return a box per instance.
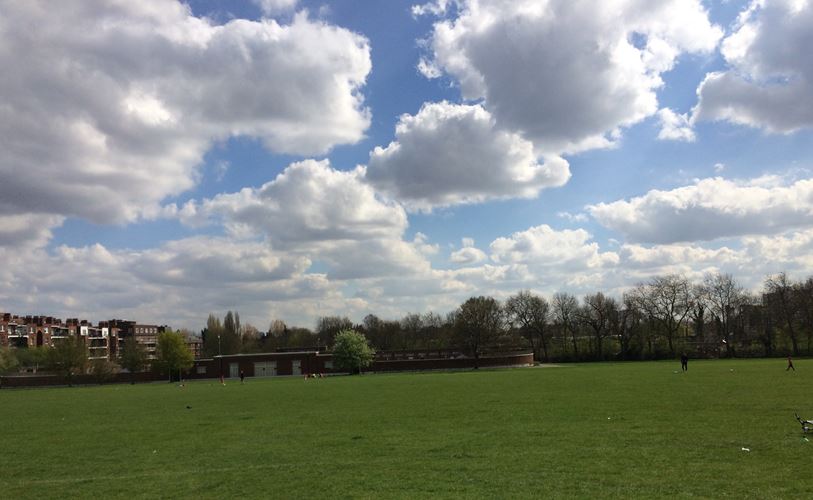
[14,346,48,373]
[155,331,194,382]
[0,347,19,374]
[119,336,149,383]
[46,336,88,386]
[332,329,375,374]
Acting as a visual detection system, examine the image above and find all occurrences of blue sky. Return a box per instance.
[2,0,813,331]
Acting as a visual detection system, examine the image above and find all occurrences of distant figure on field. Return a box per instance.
[680,352,688,372]
[787,356,795,371]
[240,370,245,383]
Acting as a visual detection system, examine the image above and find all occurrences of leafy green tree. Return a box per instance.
[119,336,149,383]
[14,346,48,373]
[46,337,88,386]
[155,331,194,382]
[332,329,375,374]
[0,347,19,374]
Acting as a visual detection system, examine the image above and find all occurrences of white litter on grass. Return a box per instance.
[741,447,750,452]
[674,371,678,374]
[153,450,158,454]
[607,417,611,420]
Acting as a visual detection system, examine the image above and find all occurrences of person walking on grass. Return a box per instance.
[787,355,795,371]
[240,370,245,383]
[680,352,688,372]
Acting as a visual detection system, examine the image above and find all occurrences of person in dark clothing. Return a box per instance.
[240,370,245,383]
[680,353,688,372]
[787,356,795,371]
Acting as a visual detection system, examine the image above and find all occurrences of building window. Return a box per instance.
[196,366,206,374]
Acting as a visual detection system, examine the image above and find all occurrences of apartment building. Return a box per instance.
[107,320,167,360]
[1,312,201,362]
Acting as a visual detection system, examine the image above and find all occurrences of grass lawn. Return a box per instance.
[2,358,811,498]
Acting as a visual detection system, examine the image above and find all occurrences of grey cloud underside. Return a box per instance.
[696,72,813,133]
[694,0,813,132]
[364,102,570,209]
[199,160,407,247]
[0,1,370,227]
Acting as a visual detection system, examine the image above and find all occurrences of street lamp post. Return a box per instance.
[218,334,222,380]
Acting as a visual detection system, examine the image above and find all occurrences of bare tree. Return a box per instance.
[613,293,642,359]
[421,312,447,348]
[553,292,580,356]
[800,278,813,355]
[505,290,551,361]
[764,272,801,356]
[454,296,505,369]
[689,284,707,341]
[703,272,745,356]
[241,324,262,353]
[632,275,693,356]
[316,316,353,348]
[579,292,616,359]
[401,313,424,349]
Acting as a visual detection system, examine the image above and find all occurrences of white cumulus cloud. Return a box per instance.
[450,238,487,265]
[490,224,619,272]
[420,0,721,153]
[657,108,696,142]
[252,0,299,16]
[179,159,431,280]
[365,102,570,210]
[588,176,813,243]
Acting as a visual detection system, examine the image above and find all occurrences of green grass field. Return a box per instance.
[2,359,812,498]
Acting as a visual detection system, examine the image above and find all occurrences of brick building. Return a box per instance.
[1,311,200,364]
[189,349,533,380]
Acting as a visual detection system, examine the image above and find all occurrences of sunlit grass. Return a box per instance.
[2,359,811,498]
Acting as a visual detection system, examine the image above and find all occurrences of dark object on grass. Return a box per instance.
[186,405,192,409]
[796,414,812,432]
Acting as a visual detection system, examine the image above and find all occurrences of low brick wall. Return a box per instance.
[1,351,534,387]
[0,371,159,388]
[371,352,534,372]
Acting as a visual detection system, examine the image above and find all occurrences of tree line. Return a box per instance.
[201,271,813,363]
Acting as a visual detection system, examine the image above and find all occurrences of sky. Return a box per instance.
[1,0,813,331]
